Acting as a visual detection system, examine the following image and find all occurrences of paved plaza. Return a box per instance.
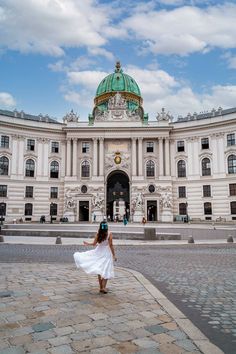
[0,232,236,354]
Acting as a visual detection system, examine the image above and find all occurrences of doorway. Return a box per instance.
[147,200,157,221]
[79,201,89,221]
[106,171,130,221]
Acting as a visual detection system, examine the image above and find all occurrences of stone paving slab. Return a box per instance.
[0,263,222,354]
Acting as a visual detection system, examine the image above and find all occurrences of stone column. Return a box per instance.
[93,138,98,176]
[99,137,104,176]
[158,138,164,176]
[72,138,77,177]
[138,137,143,176]
[66,138,71,177]
[132,138,137,176]
[165,138,170,176]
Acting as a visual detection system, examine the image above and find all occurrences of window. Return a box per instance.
[203,185,211,197]
[202,158,211,176]
[81,160,90,177]
[82,142,89,153]
[230,201,236,214]
[204,202,212,215]
[0,202,6,216]
[148,184,155,193]
[146,142,154,153]
[0,156,9,175]
[81,185,87,194]
[25,159,35,177]
[50,161,59,178]
[27,139,35,151]
[177,160,186,177]
[179,203,187,215]
[1,136,9,148]
[177,141,185,152]
[201,138,209,149]
[178,186,186,198]
[227,133,235,146]
[228,155,236,174]
[229,184,236,196]
[25,186,33,198]
[50,187,58,199]
[146,160,155,177]
[25,203,33,216]
[51,141,59,153]
[50,203,57,216]
[0,185,7,198]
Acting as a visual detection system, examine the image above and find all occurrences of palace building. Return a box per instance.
[0,62,236,223]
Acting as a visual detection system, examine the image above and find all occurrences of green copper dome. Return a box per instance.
[96,62,141,97]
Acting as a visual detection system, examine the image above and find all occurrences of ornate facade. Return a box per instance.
[1,63,236,223]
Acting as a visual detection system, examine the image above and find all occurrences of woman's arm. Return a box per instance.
[108,233,117,261]
[83,234,98,246]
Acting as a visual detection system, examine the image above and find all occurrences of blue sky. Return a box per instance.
[1,0,236,121]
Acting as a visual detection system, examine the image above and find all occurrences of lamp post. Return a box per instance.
[0,203,5,226]
[50,202,54,224]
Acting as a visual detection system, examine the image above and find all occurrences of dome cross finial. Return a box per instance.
[115,61,121,72]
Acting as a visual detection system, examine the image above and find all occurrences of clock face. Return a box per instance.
[114,155,121,164]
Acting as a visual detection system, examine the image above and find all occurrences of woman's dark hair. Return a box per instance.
[97,221,108,243]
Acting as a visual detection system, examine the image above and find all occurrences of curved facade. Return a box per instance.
[1,67,236,223]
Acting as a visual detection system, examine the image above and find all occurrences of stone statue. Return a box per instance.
[160,192,172,209]
[135,192,143,209]
[63,109,79,123]
[92,193,104,209]
[156,108,173,122]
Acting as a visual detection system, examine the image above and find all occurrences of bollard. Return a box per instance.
[0,235,4,243]
[144,228,156,240]
[55,236,62,245]
[227,235,234,243]
[188,235,194,243]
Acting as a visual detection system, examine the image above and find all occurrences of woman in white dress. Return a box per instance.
[73,220,117,294]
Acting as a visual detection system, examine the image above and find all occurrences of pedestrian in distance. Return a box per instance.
[73,218,117,294]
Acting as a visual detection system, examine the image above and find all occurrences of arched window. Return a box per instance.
[50,161,59,178]
[146,160,155,177]
[0,156,9,175]
[81,160,90,178]
[25,203,33,216]
[202,158,211,176]
[228,155,236,174]
[25,159,35,177]
[204,202,212,215]
[177,160,186,177]
[179,203,187,215]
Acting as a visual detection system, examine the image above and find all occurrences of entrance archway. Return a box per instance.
[106,171,130,222]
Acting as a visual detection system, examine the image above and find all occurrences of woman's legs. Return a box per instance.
[102,278,108,291]
[98,275,102,290]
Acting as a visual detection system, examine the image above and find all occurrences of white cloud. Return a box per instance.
[0,0,113,56]
[122,3,236,55]
[67,70,109,90]
[0,92,16,107]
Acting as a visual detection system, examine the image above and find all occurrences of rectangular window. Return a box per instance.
[230,201,236,214]
[25,186,33,198]
[203,185,211,197]
[1,136,9,148]
[177,141,185,152]
[201,137,209,149]
[50,187,58,199]
[227,133,235,146]
[82,142,89,153]
[0,185,7,197]
[146,142,154,153]
[27,139,35,151]
[51,141,59,153]
[178,186,186,198]
[229,183,236,196]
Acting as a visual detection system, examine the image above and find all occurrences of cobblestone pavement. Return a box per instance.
[0,263,205,354]
[0,243,235,353]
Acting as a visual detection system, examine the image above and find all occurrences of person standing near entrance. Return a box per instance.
[73,219,117,293]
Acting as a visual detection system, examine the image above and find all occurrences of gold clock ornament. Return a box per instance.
[114,152,121,164]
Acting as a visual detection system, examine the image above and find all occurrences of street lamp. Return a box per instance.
[0,203,5,226]
[50,202,55,224]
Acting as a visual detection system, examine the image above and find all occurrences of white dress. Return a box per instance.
[73,233,114,279]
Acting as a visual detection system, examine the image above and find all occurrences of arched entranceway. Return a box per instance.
[106,171,130,222]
